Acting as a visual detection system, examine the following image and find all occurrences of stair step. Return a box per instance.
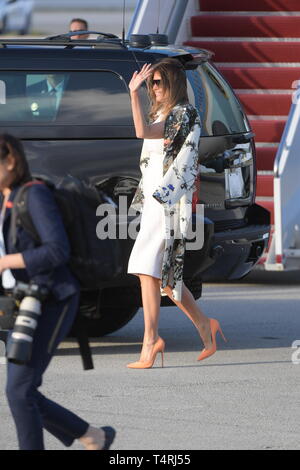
[185,40,300,62]
[257,198,274,224]
[191,15,300,38]
[256,174,274,197]
[219,66,300,90]
[237,92,291,115]
[199,0,300,12]
[256,147,277,171]
[250,119,286,142]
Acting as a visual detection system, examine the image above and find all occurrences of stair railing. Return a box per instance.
[265,80,300,271]
[127,0,197,45]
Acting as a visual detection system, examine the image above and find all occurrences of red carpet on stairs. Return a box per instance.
[191,15,300,38]
[256,175,274,197]
[255,148,278,171]
[219,67,300,90]
[199,0,300,12]
[186,41,300,63]
[236,93,291,116]
[250,120,286,143]
[185,0,300,233]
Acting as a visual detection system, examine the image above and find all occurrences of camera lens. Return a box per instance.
[6,296,42,365]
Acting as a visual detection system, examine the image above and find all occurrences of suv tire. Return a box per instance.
[69,286,140,337]
[84,304,139,337]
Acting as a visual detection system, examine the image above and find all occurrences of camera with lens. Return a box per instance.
[5,282,49,365]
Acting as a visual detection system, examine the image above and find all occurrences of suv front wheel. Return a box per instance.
[70,286,140,337]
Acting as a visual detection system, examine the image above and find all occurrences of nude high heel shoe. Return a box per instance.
[197,318,227,361]
[127,337,165,369]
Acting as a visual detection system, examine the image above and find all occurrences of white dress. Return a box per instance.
[127,127,165,279]
[128,104,201,301]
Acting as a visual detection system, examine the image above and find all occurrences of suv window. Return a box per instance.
[0,71,133,126]
[187,63,249,136]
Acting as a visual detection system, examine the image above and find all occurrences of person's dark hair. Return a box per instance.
[147,57,189,122]
[70,18,89,31]
[0,134,31,188]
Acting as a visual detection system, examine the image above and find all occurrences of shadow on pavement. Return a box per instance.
[54,334,294,358]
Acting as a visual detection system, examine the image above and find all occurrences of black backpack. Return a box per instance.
[10,176,122,289]
[9,176,122,370]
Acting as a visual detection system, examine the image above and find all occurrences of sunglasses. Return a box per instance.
[152,79,162,87]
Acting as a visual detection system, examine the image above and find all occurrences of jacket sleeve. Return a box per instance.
[21,184,71,278]
[152,106,201,208]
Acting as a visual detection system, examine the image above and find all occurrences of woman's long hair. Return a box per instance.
[147,58,189,122]
[0,134,32,188]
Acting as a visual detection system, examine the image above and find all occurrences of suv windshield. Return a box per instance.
[0,70,133,125]
[187,62,249,136]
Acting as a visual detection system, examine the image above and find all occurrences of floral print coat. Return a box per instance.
[130,103,201,301]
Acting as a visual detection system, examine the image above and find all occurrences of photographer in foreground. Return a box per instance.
[0,134,115,450]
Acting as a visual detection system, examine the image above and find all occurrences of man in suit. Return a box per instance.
[26,74,67,121]
[69,18,89,39]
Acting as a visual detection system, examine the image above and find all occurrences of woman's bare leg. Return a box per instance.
[161,282,213,349]
[137,274,162,362]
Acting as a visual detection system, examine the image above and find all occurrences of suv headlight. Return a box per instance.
[224,142,255,207]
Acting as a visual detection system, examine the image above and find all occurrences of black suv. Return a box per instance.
[0,33,270,336]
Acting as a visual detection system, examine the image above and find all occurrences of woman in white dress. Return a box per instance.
[127,58,226,369]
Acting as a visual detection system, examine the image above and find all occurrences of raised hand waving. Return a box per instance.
[129,63,153,93]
